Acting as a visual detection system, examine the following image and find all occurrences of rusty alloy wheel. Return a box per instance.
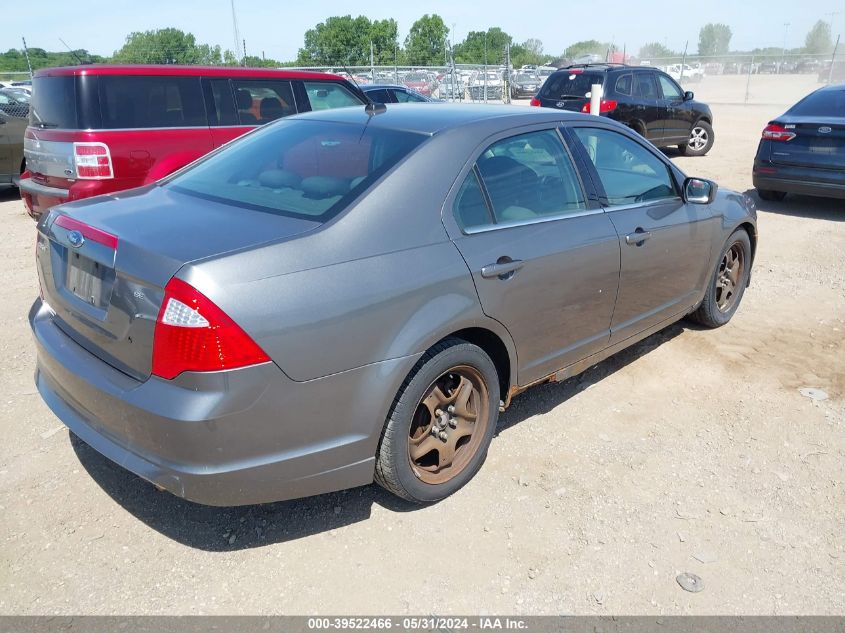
[407,366,490,485]
[715,242,745,312]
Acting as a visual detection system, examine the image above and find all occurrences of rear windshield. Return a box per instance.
[788,89,845,117]
[30,76,77,129]
[167,119,426,222]
[539,72,604,99]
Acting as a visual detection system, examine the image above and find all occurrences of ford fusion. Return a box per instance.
[31,104,757,505]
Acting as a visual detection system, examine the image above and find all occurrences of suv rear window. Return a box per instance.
[788,89,845,117]
[539,72,604,99]
[168,120,426,222]
[29,76,78,129]
[99,76,206,129]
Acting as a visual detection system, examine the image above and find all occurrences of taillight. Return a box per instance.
[761,123,795,142]
[152,277,270,380]
[581,100,618,114]
[529,97,541,107]
[73,142,114,179]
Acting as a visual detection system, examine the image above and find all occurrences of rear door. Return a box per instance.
[443,127,620,385]
[569,124,717,343]
[656,73,695,144]
[632,72,661,141]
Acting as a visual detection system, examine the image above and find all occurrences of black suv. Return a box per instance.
[532,64,715,156]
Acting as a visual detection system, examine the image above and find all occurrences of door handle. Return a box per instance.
[481,259,524,279]
[625,229,652,246]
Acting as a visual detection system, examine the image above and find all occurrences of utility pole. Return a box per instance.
[780,23,790,74]
[680,40,688,83]
[230,0,241,65]
[829,34,841,84]
[370,40,375,83]
[21,37,33,78]
[827,12,840,38]
[242,39,247,65]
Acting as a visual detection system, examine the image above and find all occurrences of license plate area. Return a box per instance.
[66,251,115,309]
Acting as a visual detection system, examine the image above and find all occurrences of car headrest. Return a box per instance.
[236,89,253,110]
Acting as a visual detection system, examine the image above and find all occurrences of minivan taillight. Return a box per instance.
[581,100,618,114]
[152,277,270,380]
[73,142,114,179]
[761,123,796,142]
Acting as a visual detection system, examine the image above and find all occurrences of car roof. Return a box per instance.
[290,103,589,136]
[33,64,343,81]
[553,64,654,74]
[362,84,408,91]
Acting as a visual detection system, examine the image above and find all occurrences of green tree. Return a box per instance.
[297,15,399,66]
[564,40,611,59]
[510,38,544,67]
[0,47,106,72]
[638,42,677,60]
[113,28,222,64]
[454,28,512,64]
[804,20,833,55]
[404,14,449,66]
[698,23,732,57]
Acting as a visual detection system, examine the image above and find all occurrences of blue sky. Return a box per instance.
[4,0,843,61]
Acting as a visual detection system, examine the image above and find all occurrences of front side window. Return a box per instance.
[393,89,427,103]
[302,81,363,111]
[99,76,205,129]
[657,75,683,100]
[232,80,295,125]
[168,120,426,222]
[572,127,678,205]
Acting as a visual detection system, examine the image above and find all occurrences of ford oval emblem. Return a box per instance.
[67,230,85,248]
[819,126,832,134]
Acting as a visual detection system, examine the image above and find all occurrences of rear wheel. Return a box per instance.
[688,229,751,328]
[757,188,786,201]
[374,339,500,503]
[678,121,714,156]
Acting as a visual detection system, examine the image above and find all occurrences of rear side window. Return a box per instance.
[633,73,659,99]
[232,79,295,125]
[539,72,604,99]
[303,82,363,111]
[454,170,492,230]
[29,76,77,128]
[788,89,845,116]
[99,76,205,129]
[167,120,426,222]
[615,74,632,96]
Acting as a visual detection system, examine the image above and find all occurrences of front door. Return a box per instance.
[656,73,695,145]
[570,125,717,343]
[444,128,621,385]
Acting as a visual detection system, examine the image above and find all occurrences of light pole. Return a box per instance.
[780,22,790,74]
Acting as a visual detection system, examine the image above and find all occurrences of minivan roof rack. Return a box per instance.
[563,62,630,69]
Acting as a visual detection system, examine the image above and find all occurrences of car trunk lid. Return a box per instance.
[768,116,845,169]
[36,185,320,381]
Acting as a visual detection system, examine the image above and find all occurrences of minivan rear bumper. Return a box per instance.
[20,177,124,221]
[30,298,414,506]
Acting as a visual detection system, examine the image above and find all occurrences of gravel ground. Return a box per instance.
[0,103,842,616]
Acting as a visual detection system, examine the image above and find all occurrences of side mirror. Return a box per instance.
[683,91,694,101]
[684,177,717,204]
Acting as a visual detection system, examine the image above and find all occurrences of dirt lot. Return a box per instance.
[1,103,843,616]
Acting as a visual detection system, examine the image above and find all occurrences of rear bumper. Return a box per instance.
[19,177,133,221]
[30,298,419,506]
[753,161,845,200]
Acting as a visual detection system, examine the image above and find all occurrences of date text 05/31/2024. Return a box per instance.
[306,617,528,630]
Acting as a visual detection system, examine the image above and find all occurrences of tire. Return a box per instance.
[757,188,786,202]
[678,120,715,156]
[688,229,752,328]
[374,338,500,503]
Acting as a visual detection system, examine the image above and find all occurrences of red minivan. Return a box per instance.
[20,65,367,219]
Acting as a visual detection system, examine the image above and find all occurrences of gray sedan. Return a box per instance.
[30,104,757,505]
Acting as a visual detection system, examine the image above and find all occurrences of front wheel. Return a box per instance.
[688,229,752,328]
[374,339,500,503]
[678,121,715,156]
